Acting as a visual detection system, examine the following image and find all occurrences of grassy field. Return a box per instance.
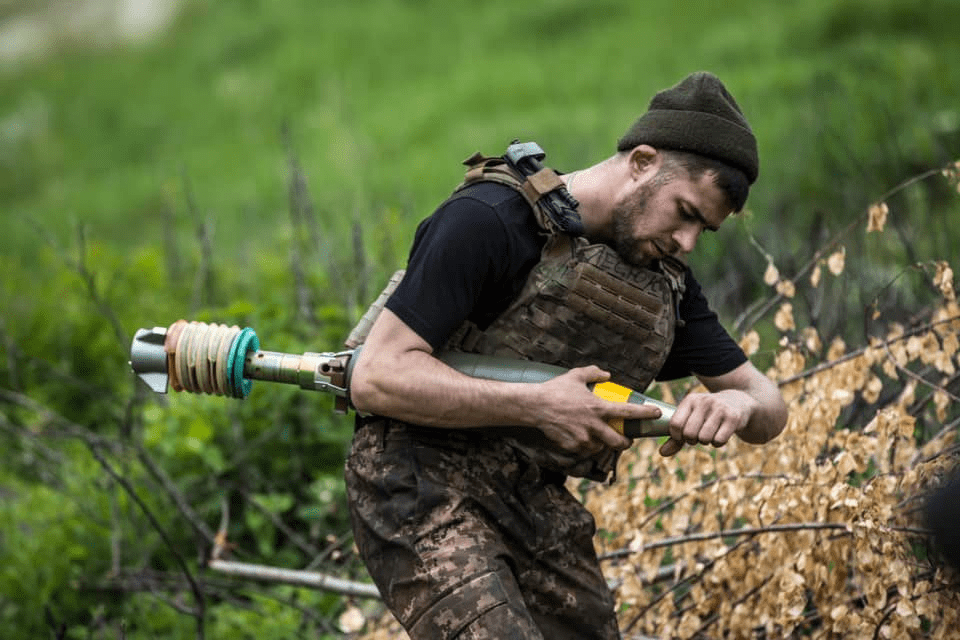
[5,0,959,296]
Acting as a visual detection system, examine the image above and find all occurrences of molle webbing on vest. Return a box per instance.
[445,240,681,481]
[568,257,670,336]
[446,241,680,394]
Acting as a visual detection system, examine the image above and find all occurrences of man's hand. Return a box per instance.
[535,365,660,455]
[659,389,754,456]
[658,361,788,457]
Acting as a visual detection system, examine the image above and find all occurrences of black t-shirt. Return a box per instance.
[385,181,747,382]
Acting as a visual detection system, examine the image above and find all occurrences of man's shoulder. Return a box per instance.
[431,180,537,240]
[448,180,528,210]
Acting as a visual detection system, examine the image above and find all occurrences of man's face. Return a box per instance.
[608,166,731,267]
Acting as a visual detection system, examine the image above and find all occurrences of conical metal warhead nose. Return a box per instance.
[130,326,170,393]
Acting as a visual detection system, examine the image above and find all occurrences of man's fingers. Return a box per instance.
[695,411,723,445]
[610,403,662,422]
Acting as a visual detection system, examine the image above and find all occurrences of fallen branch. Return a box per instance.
[211,488,375,599]
[206,559,380,599]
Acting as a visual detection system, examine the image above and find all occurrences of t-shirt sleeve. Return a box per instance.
[655,267,748,381]
[384,195,516,350]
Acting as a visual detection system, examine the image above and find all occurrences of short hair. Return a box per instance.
[660,149,751,213]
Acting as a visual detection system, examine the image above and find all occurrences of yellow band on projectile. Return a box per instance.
[593,381,634,435]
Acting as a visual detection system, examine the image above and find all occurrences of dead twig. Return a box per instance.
[1,387,206,637]
[182,169,215,315]
[736,165,948,334]
[84,441,206,638]
[601,522,852,562]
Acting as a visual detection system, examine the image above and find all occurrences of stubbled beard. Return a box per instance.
[610,180,660,267]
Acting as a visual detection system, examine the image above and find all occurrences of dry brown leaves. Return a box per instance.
[586,296,960,640]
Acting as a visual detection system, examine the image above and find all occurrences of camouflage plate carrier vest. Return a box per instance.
[348,148,686,481]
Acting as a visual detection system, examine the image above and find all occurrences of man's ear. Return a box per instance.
[627,144,661,179]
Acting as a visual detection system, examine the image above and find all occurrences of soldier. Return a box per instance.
[346,72,789,639]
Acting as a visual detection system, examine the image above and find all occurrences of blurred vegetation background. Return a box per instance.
[2,0,959,637]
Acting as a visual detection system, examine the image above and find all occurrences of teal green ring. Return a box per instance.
[224,330,242,397]
[227,327,259,398]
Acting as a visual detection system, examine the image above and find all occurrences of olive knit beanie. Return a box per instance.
[617,71,759,184]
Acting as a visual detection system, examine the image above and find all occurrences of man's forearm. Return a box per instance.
[351,308,663,453]
[350,346,543,428]
[734,375,788,444]
[737,386,788,444]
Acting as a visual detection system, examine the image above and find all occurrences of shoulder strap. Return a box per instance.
[457,151,576,236]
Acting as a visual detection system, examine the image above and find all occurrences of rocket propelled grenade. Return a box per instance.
[129,320,675,438]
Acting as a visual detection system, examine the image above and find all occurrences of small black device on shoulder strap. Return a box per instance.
[504,140,585,237]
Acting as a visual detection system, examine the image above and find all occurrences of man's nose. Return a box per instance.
[672,223,701,254]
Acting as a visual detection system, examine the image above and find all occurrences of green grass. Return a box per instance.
[5,0,957,276]
[2,0,959,334]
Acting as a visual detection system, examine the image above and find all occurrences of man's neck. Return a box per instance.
[567,156,622,241]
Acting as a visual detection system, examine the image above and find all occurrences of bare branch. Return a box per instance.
[67,221,129,345]
[1,387,206,636]
[207,559,380,599]
[84,439,207,638]
[133,438,218,547]
[601,522,852,561]
[736,165,950,334]
[281,122,319,327]
[161,195,183,288]
[776,311,960,387]
[0,408,65,466]
[0,387,119,449]
[0,316,20,391]
[182,168,215,315]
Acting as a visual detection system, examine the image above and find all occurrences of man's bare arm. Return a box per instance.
[659,360,788,456]
[348,308,664,454]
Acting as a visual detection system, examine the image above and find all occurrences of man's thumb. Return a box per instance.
[659,438,683,457]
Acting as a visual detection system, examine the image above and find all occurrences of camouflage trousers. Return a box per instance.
[344,418,621,640]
